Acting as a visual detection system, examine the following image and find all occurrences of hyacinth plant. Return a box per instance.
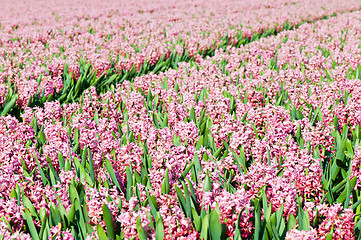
[2,0,361,240]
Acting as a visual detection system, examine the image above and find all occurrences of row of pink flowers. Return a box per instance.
[1,0,361,108]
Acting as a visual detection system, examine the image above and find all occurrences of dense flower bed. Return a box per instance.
[1,0,361,239]
[1,0,361,113]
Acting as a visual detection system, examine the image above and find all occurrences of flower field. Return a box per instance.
[2,0,361,239]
